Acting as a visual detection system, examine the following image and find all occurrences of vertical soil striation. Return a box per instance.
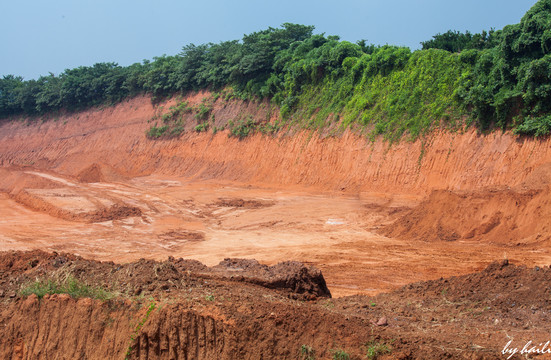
[0,94,550,195]
[2,252,551,359]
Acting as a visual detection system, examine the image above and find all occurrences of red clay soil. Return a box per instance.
[76,163,106,183]
[1,250,551,359]
[14,189,142,222]
[0,250,330,300]
[0,93,550,248]
[1,93,551,248]
[382,184,551,244]
[0,169,142,222]
[1,93,551,358]
[76,162,129,183]
[1,93,551,195]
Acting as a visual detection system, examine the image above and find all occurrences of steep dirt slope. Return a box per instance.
[2,93,551,359]
[0,93,550,195]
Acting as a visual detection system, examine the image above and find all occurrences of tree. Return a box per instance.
[0,75,24,116]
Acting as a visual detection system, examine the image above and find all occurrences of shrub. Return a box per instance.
[299,344,315,360]
[365,340,392,360]
[194,102,212,121]
[146,125,169,138]
[331,349,350,360]
[194,123,209,132]
[228,117,257,139]
[20,276,113,300]
[258,122,281,136]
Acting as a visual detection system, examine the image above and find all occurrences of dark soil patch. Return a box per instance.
[214,197,274,209]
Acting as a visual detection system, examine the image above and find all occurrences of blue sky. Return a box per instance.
[1,0,538,80]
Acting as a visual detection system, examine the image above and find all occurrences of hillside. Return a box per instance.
[1,93,551,194]
[1,1,551,359]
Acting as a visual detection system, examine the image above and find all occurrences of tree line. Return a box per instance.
[1,0,550,137]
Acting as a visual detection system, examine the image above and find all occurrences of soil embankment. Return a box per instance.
[1,251,551,359]
[0,93,550,195]
[383,185,551,245]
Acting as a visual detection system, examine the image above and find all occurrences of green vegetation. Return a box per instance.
[421,29,500,52]
[162,101,193,123]
[2,1,551,138]
[331,349,350,360]
[456,1,551,134]
[194,101,213,121]
[125,302,157,360]
[146,124,169,139]
[299,344,316,360]
[147,96,217,137]
[365,340,392,360]
[194,123,209,132]
[283,46,466,141]
[228,116,257,139]
[20,276,113,300]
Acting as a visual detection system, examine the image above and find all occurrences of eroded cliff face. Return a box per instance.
[2,251,551,360]
[0,251,364,360]
[2,292,326,360]
[1,92,551,276]
[0,93,549,196]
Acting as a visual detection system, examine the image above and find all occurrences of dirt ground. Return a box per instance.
[1,250,551,359]
[0,168,550,299]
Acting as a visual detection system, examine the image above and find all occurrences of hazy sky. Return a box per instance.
[1,0,539,80]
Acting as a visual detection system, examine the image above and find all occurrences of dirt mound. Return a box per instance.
[159,230,205,242]
[0,250,77,273]
[212,258,331,299]
[86,203,142,222]
[213,198,274,208]
[13,189,142,222]
[397,259,551,310]
[0,168,60,195]
[0,251,330,300]
[0,168,142,223]
[76,162,128,183]
[327,260,551,359]
[381,186,551,244]
[76,163,105,183]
